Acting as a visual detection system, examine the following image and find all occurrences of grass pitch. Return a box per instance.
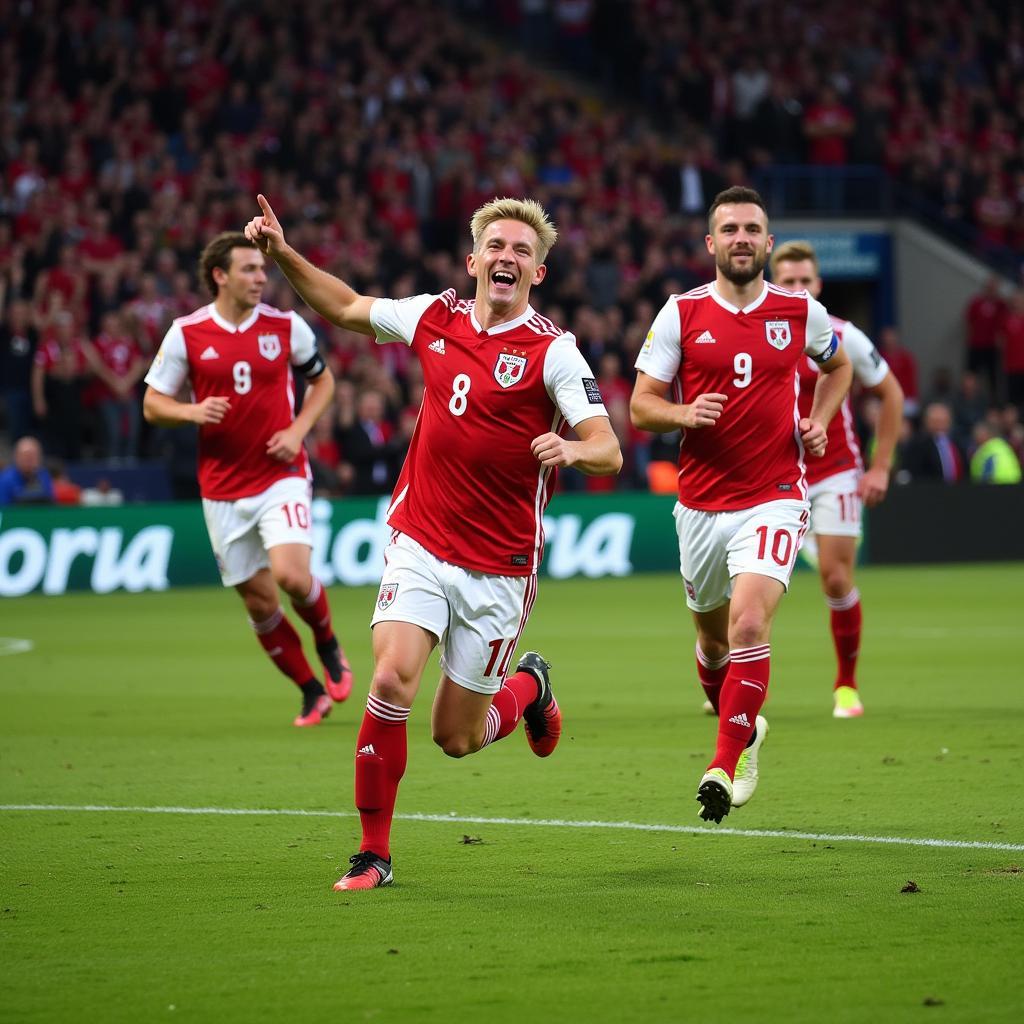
[2,564,1023,1023]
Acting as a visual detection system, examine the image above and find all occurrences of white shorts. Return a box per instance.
[371,532,537,695]
[807,469,862,538]
[674,498,810,612]
[202,477,313,587]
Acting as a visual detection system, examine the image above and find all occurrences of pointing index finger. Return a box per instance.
[257,193,274,219]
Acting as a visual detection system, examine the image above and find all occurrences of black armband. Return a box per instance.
[297,351,327,379]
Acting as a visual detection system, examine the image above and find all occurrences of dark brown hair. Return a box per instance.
[707,187,768,232]
[198,231,257,297]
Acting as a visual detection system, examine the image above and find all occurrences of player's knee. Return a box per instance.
[822,569,853,599]
[729,609,769,649]
[244,595,279,625]
[433,730,481,758]
[369,666,412,707]
[275,568,309,600]
[697,635,729,664]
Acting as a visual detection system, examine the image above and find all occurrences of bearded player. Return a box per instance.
[630,187,852,823]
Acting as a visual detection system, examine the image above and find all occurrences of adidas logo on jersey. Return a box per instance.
[357,743,377,756]
[428,338,446,355]
[728,712,751,728]
[695,330,717,344]
[200,346,220,360]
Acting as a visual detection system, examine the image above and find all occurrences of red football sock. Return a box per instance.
[695,642,730,714]
[250,608,316,686]
[291,576,334,646]
[480,669,540,747]
[827,588,861,689]
[355,694,410,861]
[709,644,770,779]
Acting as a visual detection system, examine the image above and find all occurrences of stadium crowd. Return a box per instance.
[1,0,1023,503]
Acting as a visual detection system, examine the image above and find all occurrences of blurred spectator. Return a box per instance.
[969,418,1022,484]
[803,85,854,167]
[1,299,38,442]
[50,462,83,505]
[950,371,988,451]
[30,312,87,460]
[83,310,145,459]
[0,435,54,505]
[901,401,966,483]
[964,276,1006,397]
[338,389,398,495]
[999,288,1024,408]
[876,326,920,418]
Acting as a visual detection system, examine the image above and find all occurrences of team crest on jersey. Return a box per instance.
[765,320,792,350]
[493,351,527,389]
[258,333,281,360]
[377,582,399,611]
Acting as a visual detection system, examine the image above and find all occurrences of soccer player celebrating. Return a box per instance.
[244,194,622,890]
[630,187,852,823]
[770,240,904,718]
[142,232,353,727]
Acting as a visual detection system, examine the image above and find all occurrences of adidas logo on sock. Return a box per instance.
[357,743,377,756]
[428,338,446,354]
[728,712,751,728]
[695,330,717,344]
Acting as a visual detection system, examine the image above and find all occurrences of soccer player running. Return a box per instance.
[770,241,904,718]
[142,232,354,727]
[630,187,852,823]
[244,194,622,890]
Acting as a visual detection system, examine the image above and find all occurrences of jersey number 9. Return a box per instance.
[733,353,752,389]
[233,361,252,395]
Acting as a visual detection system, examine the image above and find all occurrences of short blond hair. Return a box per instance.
[769,239,819,279]
[469,197,558,264]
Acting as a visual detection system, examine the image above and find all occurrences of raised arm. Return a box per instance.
[244,194,376,335]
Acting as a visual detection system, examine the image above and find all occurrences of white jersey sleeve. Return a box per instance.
[287,311,318,365]
[842,321,889,388]
[543,334,608,427]
[370,293,438,346]
[804,296,837,363]
[144,321,189,396]
[633,297,682,382]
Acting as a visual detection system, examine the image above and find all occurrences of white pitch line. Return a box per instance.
[0,637,33,656]
[2,803,1022,853]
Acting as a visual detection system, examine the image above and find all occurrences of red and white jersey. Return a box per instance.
[370,289,607,576]
[635,281,836,511]
[798,316,889,484]
[145,303,319,501]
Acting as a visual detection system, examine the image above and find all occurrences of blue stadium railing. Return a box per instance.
[753,165,1021,280]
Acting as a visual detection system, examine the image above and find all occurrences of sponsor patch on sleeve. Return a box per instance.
[810,334,838,364]
[582,377,604,404]
[869,346,882,367]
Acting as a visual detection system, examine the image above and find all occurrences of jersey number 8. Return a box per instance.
[449,373,471,416]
